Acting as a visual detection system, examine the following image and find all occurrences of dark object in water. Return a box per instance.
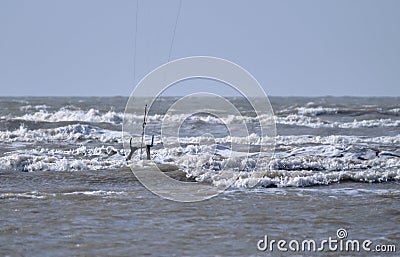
[126,105,155,161]
[126,135,154,161]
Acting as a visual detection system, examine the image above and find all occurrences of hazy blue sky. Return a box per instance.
[1,0,399,96]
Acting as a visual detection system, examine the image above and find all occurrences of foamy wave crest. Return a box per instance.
[131,139,400,187]
[296,106,339,116]
[0,191,54,199]
[179,149,400,188]
[277,114,400,128]
[231,167,400,188]
[19,104,49,111]
[388,108,400,114]
[62,190,127,197]
[1,131,399,188]
[144,113,263,124]
[337,119,400,128]
[0,124,122,143]
[167,134,400,147]
[178,164,400,188]
[12,107,396,129]
[135,113,400,128]
[276,134,400,146]
[0,190,127,199]
[277,105,400,117]
[0,146,126,172]
[146,113,398,128]
[9,108,123,124]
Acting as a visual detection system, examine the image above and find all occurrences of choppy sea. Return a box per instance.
[1,96,399,256]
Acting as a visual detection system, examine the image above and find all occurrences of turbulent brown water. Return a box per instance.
[0,96,399,256]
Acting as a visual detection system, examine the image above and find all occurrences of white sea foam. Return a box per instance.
[162,134,400,147]
[4,105,399,129]
[338,119,400,128]
[149,141,400,188]
[276,134,400,146]
[0,190,126,199]
[0,191,54,199]
[277,105,399,117]
[19,104,49,111]
[145,113,400,128]
[0,147,126,172]
[277,114,400,128]
[1,125,398,188]
[0,124,123,143]
[242,168,400,187]
[62,190,127,197]
[296,106,339,116]
[3,122,398,148]
[8,108,124,124]
[388,108,400,113]
[2,97,398,191]
[296,187,400,197]
[1,141,398,187]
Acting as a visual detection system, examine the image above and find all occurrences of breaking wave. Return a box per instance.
[0,124,122,143]
[3,108,123,125]
[0,97,399,188]
[2,106,399,129]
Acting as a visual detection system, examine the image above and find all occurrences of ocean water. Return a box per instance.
[0,96,399,256]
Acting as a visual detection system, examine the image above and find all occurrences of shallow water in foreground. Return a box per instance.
[1,170,399,256]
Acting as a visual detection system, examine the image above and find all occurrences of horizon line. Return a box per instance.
[0,95,399,98]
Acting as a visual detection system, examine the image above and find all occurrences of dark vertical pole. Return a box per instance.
[145,135,154,160]
[146,145,151,160]
[140,104,147,157]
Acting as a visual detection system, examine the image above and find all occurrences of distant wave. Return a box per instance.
[3,108,123,125]
[3,107,398,129]
[277,114,400,128]
[276,105,400,116]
